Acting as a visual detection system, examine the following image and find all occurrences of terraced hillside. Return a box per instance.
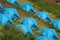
[0,0,60,40]
[27,0,60,38]
[28,0,60,18]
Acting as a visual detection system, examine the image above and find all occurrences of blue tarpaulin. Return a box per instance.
[36,12,51,22]
[36,36,52,40]
[52,20,60,30]
[3,8,20,20]
[16,24,34,36]
[22,18,39,30]
[21,4,35,14]
[0,14,14,26]
[0,3,3,11]
[40,28,58,40]
[7,0,19,6]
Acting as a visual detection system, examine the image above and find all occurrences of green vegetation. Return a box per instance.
[28,0,60,18]
[0,25,35,40]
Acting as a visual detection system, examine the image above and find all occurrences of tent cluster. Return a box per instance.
[36,11,60,31]
[6,0,60,31]
[3,8,20,20]
[0,2,38,37]
[52,20,60,30]
[7,0,35,14]
[16,18,39,36]
[16,24,34,36]
[0,3,20,26]
[0,0,60,39]
[20,3,60,31]
[36,28,59,40]
[21,4,35,14]
[18,1,60,31]
[7,0,19,6]
[36,12,51,22]
[0,3,3,12]
[22,18,39,30]
[0,14,14,26]
[36,36,49,40]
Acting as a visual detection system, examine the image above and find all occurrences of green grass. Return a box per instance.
[28,0,60,18]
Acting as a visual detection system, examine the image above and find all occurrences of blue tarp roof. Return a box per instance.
[52,20,60,30]
[22,18,39,30]
[40,28,58,40]
[0,3,3,11]
[16,24,34,36]
[0,14,14,26]
[3,8,20,20]
[36,12,51,22]
[7,0,19,6]
[36,36,52,40]
[21,4,35,14]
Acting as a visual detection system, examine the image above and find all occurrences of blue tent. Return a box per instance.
[40,28,58,40]
[0,3,3,11]
[3,8,20,20]
[7,0,19,6]
[36,36,52,40]
[16,24,34,36]
[21,4,35,14]
[22,18,39,30]
[52,20,60,30]
[36,12,51,22]
[0,14,14,26]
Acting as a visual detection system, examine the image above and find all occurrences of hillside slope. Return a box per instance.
[0,0,60,39]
